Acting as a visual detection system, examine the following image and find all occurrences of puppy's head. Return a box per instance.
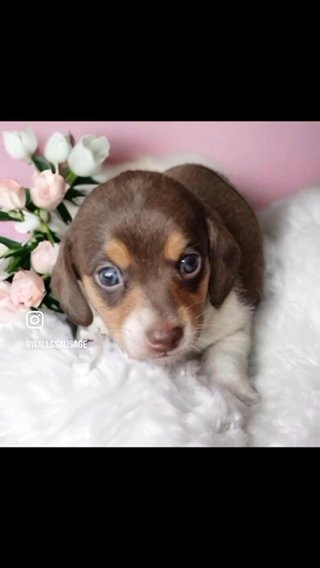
[51,171,240,362]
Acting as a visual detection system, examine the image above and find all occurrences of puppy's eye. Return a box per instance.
[179,253,201,278]
[97,265,123,289]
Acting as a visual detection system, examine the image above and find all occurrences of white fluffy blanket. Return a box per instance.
[1,158,320,446]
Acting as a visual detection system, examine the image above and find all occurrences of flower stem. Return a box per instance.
[65,171,78,186]
[42,223,55,245]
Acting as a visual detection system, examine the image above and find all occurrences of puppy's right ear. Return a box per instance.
[207,211,241,308]
[51,235,93,327]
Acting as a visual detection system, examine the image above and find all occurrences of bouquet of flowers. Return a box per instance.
[0,129,110,322]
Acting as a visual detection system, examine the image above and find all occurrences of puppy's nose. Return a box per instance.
[146,323,183,353]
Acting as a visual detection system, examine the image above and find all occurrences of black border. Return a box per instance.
[1,63,319,121]
[2,446,318,564]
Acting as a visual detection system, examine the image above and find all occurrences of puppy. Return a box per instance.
[51,164,264,405]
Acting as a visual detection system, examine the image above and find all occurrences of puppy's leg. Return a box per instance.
[203,322,259,406]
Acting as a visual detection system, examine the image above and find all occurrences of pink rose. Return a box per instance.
[0,281,26,322]
[30,170,69,210]
[31,241,60,274]
[0,178,26,211]
[10,270,45,308]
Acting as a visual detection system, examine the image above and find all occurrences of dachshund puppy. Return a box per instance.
[52,164,264,404]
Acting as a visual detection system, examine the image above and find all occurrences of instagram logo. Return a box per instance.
[26,311,44,329]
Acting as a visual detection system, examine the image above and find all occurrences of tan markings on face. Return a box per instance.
[164,231,189,262]
[105,238,133,270]
[82,275,143,344]
[170,266,210,333]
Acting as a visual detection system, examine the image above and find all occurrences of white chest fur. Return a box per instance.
[197,290,252,351]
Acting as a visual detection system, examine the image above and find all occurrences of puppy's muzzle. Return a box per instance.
[146,321,184,354]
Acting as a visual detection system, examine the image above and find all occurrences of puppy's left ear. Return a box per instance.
[51,233,93,327]
[206,211,241,308]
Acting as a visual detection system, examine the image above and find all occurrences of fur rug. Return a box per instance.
[1,156,320,446]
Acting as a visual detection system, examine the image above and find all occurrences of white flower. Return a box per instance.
[2,129,38,161]
[91,168,110,183]
[14,211,41,234]
[44,132,72,164]
[0,244,10,281]
[68,135,110,177]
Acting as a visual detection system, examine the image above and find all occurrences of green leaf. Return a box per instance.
[32,155,54,173]
[25,189,37,212]
[7,253,27,273]
[0,236,22,249]
[20,255,31,270]
[73,176,99,186]
[3,245,34,259]
[0,210,24,222]
[0,211,16,221]
[64,188,86,201]
[26,189,32,206]
[5,243,33,272]
[33,229,59,244]
[42,294,62,312]
[57,202,72,224]
[64,172,100,188]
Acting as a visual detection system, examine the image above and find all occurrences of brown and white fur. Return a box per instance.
[51,164,264,405]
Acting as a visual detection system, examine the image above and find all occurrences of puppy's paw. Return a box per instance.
[207,374,260,407]
[226,381,260,407]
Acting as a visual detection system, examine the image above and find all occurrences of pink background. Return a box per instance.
[1,121,320,238]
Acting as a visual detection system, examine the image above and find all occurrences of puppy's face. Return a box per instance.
[51,171,240,362]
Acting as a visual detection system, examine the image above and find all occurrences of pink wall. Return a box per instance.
[1,121,320,238]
